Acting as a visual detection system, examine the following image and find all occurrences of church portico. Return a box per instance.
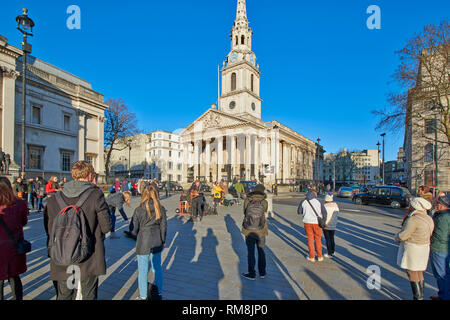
[180,0,322,186]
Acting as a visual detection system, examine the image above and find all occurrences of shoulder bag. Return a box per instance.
[306,199,326,229]
[0,215,32,254]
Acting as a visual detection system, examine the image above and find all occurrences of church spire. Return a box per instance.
[230,0,252,51]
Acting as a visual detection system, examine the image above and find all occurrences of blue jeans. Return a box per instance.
[137,252,163,299]
[37,197,44,211]
[430,251,450,300]
[109,208,117,233]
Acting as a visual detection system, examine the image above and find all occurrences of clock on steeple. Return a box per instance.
[219,0,262,119]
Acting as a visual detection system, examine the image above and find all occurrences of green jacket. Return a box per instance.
[430,209,450,254]
[242,192,268,239]
[234,182,245,193]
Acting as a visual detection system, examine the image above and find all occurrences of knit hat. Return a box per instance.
[410,197,432,211]
[325,194,334,202]
[437,194,450,208]
[254,184,265,194]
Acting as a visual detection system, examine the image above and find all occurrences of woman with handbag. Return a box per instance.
[297,189,327,262]
[0,177,29,300]
[395,197,434,300]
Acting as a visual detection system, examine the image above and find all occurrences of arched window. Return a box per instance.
[231,73,236,91]
[241,35,245,45]
[251,74,254,92]
[235,36,238,45]
[424,144,433,162]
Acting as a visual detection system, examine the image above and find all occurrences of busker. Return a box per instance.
[323,193,339,258]
[241,184,268,280]
[429,194,450,300]
[0,177,29,300]
[189,180,204,222]
[105,191,132,239]
[43,161,111,300]
[297,189,327,262]
[130,185,167,300]
[395,197,434,300]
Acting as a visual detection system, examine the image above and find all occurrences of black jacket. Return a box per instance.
[43,180,111,281]
[130,200,167,255]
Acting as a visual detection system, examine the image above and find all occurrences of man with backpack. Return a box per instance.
[43,161,111,300]
[241,184,268,280]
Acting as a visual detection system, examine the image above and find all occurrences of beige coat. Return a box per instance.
[396,210,434,245]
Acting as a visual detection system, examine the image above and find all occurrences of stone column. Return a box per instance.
[194,140,200,180]
[230,135,236,180]
[182,142,188,183]
[255,136,260,181]
[1,68,19,171]
[205,138,211,182]
[245,134,251,180]
[217,136,223,181]
[282,142,288,183]
[77,110,86,161]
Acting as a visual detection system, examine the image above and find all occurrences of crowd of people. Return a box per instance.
[0,165,448,301]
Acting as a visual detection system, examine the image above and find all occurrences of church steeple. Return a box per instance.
[231,0,252,51]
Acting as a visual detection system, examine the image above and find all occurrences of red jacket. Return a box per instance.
[46,181,56,194]
[0,200,29,280]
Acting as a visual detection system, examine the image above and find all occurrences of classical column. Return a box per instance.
[194,140,200,180]
[230,135,236,179]
[1,68,19,170]
[182,142,189,183]
[255,136,260,181]
[282,142,288,183]
[205,138,211,182]
[77,110,86,161]
[245,134,251,180]
[217,136,223,181]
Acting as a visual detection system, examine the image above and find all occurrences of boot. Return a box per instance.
[149,284,162,301]
[410,281,423,300]
[419,280,425,299]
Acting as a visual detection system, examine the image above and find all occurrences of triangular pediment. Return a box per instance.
[181,109,261,136]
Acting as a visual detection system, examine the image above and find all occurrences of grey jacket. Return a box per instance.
[130,201,167,255]
[324,202,339,230]
[106,192,125,210]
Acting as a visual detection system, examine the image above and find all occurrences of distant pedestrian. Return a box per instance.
[234,179,245,205]
[26,178,35,210]
[114,178,121,192]
[35,177,45,213]
[121,180,129,192]
[45,176,59,197]
[59,178,67,189]
[0,177,29,300]
[429,194,450,300]
[241,184,268,280]
[323,194,339,258]
[106,191,132,239]
[165,182,170,198]
[43,161,111,300]
[297,189,327,262]
[130,185,167,300]
[213,181,223,210]
[395,197,434,300]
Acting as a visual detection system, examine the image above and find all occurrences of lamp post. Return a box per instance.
[431,105,439,196]
[380,133,386,185]
[316,137,321,185]
[128,139,132,180]
[376,141,381,183]
[273,125,279,187]
[16,8,34,178]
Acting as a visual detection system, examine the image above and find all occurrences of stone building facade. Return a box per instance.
[180,0,322,185]
[0,35,107,180]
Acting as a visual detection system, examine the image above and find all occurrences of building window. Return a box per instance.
[231,73,236,91]
[169,143,172,148]
[28,145,44,170]
[168,174,173,181]
[61,152,73,172]
[32,106,41,124]
[424,144,433,162]
[241,35,245,45]
[177,163,182,170]
[63,114,70,131]
[178,152,181,158]
[168,162,173,169]
[425,119,436,134]
[158,150,161,156]
[169,151,172,157]
[251,74,254,92]
[235,36,238,45]
[169,135,171,140]
[177,175,182,181]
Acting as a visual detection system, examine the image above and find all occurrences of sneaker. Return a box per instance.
[135,296,147,300]
[306,257,315,263]
[317,257,324,262]
[260,273,266,279]
[323,254,330,258]
[241,273,256,280]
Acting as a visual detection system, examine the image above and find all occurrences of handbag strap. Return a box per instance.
[0,215,18,245]
[306,199,322,219]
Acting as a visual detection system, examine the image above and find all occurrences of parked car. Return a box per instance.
[159,181,183,192]
[337,187,354,198]
[229,180,258,198]
[350,186,362,194]
[353,185,412,209]
[200,183,211,193]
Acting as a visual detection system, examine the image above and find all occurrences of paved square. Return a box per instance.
[2,192,438,300]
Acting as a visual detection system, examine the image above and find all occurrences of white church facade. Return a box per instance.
[181,0,323,185]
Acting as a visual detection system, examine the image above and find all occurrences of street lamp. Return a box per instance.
[380,133,386,185]
[316,137,321,184]
[273,125,279,187]
[16,8,34,178]
[128,139,132,179]
[431,105,439,195]
[376,141,381,183]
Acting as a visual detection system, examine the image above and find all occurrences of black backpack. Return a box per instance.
[48,189,95,266]
[243,199,265,231]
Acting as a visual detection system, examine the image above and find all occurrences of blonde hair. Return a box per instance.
[122,191,132,207]
[139,185,161,220]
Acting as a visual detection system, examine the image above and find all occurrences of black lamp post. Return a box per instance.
[16,8,34,178]
[380,133,386,185]
[431,105,439,195]
[376,141,381,183]
[128,139,132,179]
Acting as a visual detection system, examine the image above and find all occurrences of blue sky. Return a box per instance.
[1,0,448,161]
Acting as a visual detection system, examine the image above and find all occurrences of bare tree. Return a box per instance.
[104,98,140,179]
[373,20,450,146]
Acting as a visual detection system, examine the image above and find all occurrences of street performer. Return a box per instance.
[189,179,204,222]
